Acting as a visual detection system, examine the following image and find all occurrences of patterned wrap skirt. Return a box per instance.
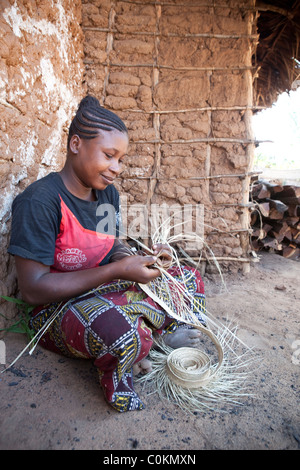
[29,266,206,412]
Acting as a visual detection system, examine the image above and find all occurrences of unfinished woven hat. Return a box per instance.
[138,277,254,413]
[135,226,256,414]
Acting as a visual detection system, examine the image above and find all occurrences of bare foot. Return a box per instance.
[163,328,201,349]
[133,358,153,376]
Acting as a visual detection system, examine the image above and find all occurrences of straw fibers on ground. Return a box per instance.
[0,252,299,450]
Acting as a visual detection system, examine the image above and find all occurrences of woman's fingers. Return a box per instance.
[152,244,172,259]
[152,243,173,268]
[116,254,161,283]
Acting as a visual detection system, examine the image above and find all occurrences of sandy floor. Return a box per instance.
[0,252,299,451]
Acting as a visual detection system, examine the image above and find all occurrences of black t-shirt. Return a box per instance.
[8,172,121,272]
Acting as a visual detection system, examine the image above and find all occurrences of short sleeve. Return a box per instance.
[8,197,60,266]
[114,191,121,238]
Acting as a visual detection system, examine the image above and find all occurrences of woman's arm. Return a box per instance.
[15,253,160,306]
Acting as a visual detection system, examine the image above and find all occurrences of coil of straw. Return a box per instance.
[164,321,224,389]
[166,347,211,389]
[138,279,224,390]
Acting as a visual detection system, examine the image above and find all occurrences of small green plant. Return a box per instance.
[0,296,35,342]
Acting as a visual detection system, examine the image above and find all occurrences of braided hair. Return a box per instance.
[67,96,128,148]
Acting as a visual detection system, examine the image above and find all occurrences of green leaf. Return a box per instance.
[0,312,10,320]
[1,296,27,305]
[26,305,35,313]
[0,296,36,341]
[8,326,27,334]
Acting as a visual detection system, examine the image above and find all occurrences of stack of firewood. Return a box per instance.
[250,180,300,259]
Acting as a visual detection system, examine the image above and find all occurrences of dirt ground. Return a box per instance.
[0,251,299,451]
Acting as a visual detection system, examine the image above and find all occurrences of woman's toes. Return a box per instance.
[163,328,201,349]
[140,358,152,374]
[133,358,152,375]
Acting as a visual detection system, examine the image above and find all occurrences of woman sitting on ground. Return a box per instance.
[8,95,206,412]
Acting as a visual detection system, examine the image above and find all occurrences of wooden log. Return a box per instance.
[285,216,300,226]
[276,185,300,198]
[290,227,300,242]
[250,210,258,225]
[251,227,262,238]
[268,221,293,243]
[282,227,292,241]
[251,238,262,251]
[263,223,274,234]
[273,184,300,206]
[261,236,282,251]
[251,182,271,200]
[269,221,288,235]
[251,225,272,240]
[267,199,288,219]
[287,205,300,217]
[255,179,284,195]
[282,243,298,258]
[257,201,270,217]
[275,196,300,206]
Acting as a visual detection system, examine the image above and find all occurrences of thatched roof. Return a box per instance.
[255,0,300,107]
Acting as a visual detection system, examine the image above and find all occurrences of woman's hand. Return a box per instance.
[152,243,173,269]
[113,254,161,284]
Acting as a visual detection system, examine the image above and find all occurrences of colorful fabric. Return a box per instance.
[29,266,206,412]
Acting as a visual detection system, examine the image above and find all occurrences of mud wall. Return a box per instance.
[0,0,84,321]
[82,0,257,269]
[0,0,257,327]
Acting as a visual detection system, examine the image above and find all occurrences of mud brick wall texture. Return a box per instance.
[82,0,256,265]
[0,0,257,323]
[0,0,84,321]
